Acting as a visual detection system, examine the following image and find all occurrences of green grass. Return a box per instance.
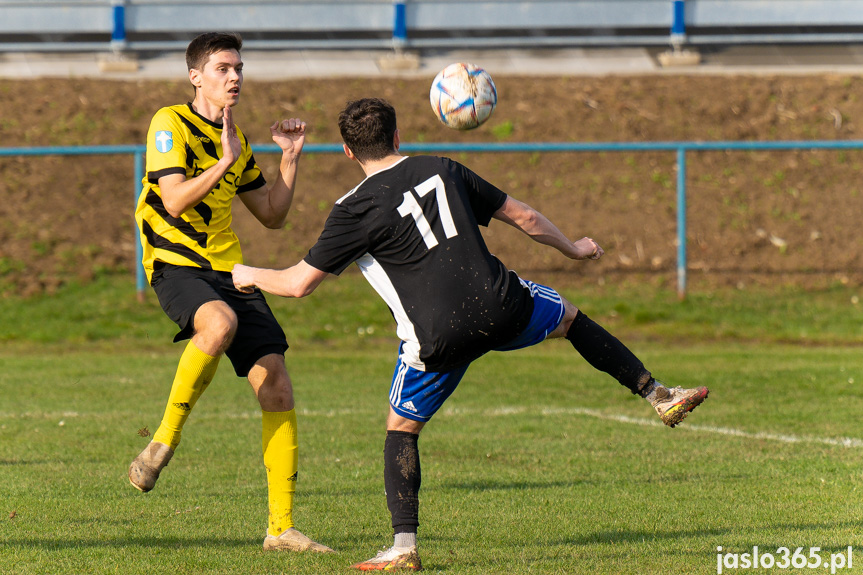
[3,272,863,350]
[3,273,863,574]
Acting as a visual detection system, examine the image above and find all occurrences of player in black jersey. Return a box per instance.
[130,32,332,553]
[232,97,709,571]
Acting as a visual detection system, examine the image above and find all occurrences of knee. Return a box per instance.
[549,299,579,339]
[258,379,294,412]
[251,356,295,411]
[194,303,238,354]
[211,312,238,346]
[386,409,425,434]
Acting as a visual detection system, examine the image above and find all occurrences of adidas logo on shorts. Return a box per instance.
[401,401,417,413]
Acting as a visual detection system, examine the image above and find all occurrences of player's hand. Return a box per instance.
[271,118,306,157]
[221,106,242,166]
[572,237,604,260]
[232,264,256,293]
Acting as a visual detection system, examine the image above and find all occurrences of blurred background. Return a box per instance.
[4,1,863,299]
[5,0,863,78]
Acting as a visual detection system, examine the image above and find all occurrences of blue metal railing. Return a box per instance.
[3,139,863,300]
[8,0,863,53]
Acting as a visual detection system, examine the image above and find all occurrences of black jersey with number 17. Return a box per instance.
[304,155,534,372]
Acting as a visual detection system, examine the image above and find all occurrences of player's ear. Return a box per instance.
[189,68,202,89]
[343,143,355,160]
[393,129,400,152]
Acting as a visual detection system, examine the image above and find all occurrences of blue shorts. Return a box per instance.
[388,279,565,422]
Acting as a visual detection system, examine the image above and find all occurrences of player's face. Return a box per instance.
[193,49,243,109]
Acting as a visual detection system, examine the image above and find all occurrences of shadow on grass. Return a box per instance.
[4,536,258,549]
[562,527,733,546]
[561,520,863,547]
[440,478,591,491]
[5,532,383,551]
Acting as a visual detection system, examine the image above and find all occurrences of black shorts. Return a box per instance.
[151,263,289,377]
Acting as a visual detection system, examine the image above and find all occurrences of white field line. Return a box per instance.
[439,405,863,449]
[6,406,863,449]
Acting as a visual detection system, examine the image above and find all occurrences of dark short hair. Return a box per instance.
[338,98,398,163]
[185,32,243,72]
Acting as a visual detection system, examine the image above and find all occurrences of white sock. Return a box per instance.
[394,532,416,548]
[642,380,667,402]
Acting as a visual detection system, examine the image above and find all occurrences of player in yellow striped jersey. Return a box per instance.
[130,32,332,553]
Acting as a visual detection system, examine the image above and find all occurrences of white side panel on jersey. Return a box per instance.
[355,253,425,371]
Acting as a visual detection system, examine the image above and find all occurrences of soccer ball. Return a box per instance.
[429,63,497,130]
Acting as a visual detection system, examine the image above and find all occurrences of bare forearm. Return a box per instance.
[519,211,579,255]
[255,116,307,229]
[494,197,602,260]
[232,260,326,298]
[523,215,602,260]
[249,266,307,298]
[267,152,301,226]
[501,204,580,257]
[242,151,300,229]
[162,159,233,217]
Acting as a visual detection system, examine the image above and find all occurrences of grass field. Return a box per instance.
[3,273,863,574]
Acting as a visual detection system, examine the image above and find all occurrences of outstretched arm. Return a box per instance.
[239,118,307,229]
[232,260,328,298]
[492,196,604,260]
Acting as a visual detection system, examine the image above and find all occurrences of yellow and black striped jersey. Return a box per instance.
[134,103,266,284]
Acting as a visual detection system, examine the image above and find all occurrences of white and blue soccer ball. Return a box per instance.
[429,62,497,130]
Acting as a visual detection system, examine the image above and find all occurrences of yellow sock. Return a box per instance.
[262,409,298,537]
[153,341,220,450]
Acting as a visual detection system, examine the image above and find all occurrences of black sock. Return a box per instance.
[384,430,421,535]
[565,310,654,395]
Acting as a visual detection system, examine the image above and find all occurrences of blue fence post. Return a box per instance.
[134,151,146,302]
[392,0,408,51]
[676,147,687,300]
[110,0,127,52]
[670,0,686,49]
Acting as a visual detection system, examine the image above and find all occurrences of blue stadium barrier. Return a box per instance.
[3,139,863,300]
[110,0,127,51]
[6,0,863,52]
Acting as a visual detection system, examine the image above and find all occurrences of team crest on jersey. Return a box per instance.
[155,130,173,153]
